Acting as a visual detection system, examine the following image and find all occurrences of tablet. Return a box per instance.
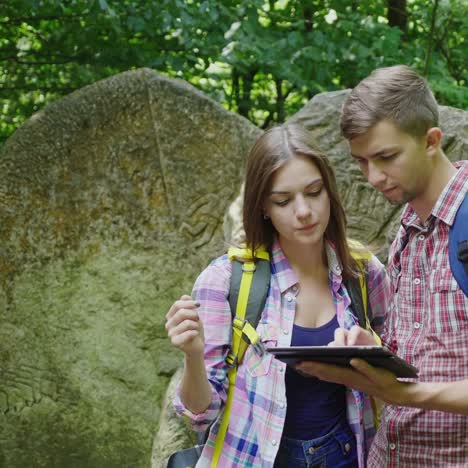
[267,345,419,378]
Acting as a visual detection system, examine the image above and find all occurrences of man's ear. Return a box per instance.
[425,127,443,154]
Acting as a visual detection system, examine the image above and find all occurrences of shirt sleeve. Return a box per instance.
[173,255,232,432]
[367,254,390,338]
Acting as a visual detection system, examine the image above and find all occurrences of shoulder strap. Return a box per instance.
[346,243,372,329]
[211,246,270,467]
[228,252,270,331]
[345,272,368,329]
[346,245,381,344]
[449,193,468,296]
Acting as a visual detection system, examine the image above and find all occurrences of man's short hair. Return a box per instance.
[340,65,439,140]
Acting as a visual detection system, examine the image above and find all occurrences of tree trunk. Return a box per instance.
[387,0,407,34]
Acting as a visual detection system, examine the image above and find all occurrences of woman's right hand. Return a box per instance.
[165,294,205,356]
[329,325,378,346]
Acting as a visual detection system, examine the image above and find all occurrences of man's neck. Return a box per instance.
[410,153,457,223]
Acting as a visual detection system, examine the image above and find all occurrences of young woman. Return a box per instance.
[165,123,389,467]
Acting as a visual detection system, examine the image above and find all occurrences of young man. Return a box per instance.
[297,65,468,466]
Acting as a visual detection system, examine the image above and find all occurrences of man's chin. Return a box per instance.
[385,191,413,206]
[386,198,404,206]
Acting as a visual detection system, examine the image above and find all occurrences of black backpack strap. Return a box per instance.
[344,271,370,329]
[228,257,270,330]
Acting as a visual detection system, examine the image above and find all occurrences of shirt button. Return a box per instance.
[389,443,396,450]
[414,278,421,285]
[279,402,286,409]
[414,322,421,329]
[279,366,285,373]
[287,295,293,302]
[283,329,289,335]
[418,234,425,241]
[271,439,277,446]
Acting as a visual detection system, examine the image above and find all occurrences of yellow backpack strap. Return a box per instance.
[211,246,270,467]
[348,242,381,345]
[349,241,381,429]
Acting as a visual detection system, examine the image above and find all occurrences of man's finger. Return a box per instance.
[350,358,391,384]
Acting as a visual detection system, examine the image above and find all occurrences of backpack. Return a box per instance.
[165,244,375,468]
[449,193,468,296]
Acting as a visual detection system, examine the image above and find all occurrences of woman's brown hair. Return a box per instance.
[242,123,358,279]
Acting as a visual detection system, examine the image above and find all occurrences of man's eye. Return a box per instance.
[381,153,397,160]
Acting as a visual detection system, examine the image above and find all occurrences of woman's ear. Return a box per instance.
[425,127,443,155]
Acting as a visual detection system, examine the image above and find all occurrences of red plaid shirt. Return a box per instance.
[369,161,468,467]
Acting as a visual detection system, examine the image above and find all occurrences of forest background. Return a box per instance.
[1,0,467,146]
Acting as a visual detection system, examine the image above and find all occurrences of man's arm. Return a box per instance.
[296,359,468,415]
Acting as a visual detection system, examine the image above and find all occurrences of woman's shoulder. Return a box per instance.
[194,252,233,287]
[208,252,232,270]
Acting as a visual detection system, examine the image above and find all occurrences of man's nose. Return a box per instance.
[366,162,386,188]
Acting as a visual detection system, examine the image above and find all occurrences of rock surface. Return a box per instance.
[0,70,466,468]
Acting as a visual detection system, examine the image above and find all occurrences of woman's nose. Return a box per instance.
[295,195,311,219]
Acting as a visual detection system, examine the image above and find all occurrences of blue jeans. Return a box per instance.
[273,421,358,468]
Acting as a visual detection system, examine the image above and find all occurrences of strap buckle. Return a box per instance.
[225,351,238,369]
[242,263,256,272]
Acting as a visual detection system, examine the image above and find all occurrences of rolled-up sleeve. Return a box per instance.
[173,256,233,432]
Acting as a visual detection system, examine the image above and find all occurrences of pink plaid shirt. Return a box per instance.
[174,239,389,467]
[369,161,468,467]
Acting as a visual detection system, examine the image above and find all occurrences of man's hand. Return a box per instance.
[295,325,411,405]
[296,358,408,406]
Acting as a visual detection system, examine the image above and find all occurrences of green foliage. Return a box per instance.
[0,0,466,143]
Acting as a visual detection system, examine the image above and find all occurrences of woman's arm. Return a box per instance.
[167,258,233,427]
[166,295,212,414]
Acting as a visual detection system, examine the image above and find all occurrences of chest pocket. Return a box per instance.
[428,268,468,333]
[244,322,277,377]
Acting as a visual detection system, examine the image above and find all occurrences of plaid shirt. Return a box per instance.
[174,239,389,467]
[369,161,468,467]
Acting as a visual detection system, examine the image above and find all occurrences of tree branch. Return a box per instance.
[423,0,439,76]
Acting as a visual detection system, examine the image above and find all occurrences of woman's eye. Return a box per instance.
[273,199,289,206]
[306,188,322,197]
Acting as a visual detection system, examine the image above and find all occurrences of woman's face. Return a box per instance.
[263,155,331,250]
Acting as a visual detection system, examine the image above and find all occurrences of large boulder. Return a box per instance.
[0,68,260,468]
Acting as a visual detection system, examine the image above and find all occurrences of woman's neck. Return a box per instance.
[280,239,328,279]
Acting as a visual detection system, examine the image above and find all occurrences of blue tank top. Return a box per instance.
[282,314,348,439]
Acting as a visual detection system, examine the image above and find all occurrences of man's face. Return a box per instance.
[349,119,430,205]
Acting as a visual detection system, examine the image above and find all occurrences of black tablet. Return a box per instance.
[267,345,418,378]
